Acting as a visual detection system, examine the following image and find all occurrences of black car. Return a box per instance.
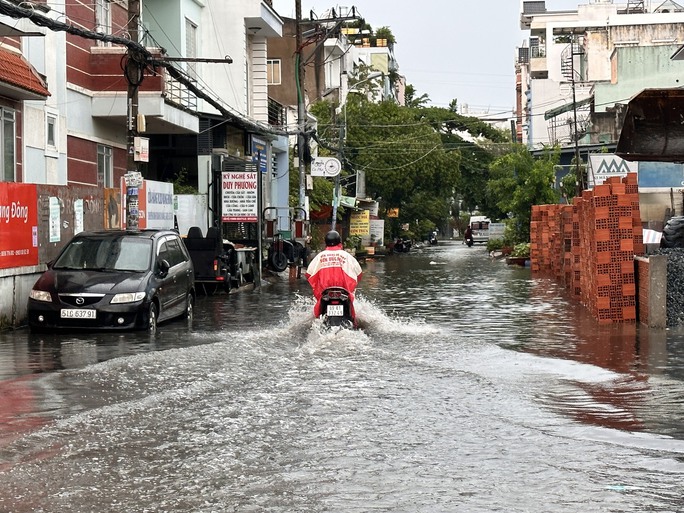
[28,229,195,333]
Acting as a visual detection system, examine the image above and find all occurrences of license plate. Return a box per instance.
[327,304,344,317]
[61,309,96,319]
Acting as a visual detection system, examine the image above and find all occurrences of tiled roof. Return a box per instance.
[0,47,50,98]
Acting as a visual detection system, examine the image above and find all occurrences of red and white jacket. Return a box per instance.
[305,244,362,315]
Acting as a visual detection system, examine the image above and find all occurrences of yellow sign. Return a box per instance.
[387,208,399,218]
[349,210,370,236]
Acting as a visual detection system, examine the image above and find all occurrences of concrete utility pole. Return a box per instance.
[125,0,142,230]
[295,0,307,215]
[294,4,360,221]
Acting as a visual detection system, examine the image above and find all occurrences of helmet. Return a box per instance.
[325,230,341,247]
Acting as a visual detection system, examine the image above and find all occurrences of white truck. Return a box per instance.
[469,216,491,244]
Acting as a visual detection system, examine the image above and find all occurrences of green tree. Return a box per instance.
[487,145,561,243]
[307,90,514,240]
[405,84,430,108]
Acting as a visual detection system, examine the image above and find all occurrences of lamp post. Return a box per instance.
[332,72,384,231]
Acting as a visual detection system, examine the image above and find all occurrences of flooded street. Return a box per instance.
[2,241,684,512]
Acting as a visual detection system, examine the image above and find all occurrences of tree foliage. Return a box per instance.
[487,145,561,242]
[305,85,559,243]
[405,84,430,109]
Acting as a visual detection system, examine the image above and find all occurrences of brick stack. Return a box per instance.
[530,204,576,286]
[530,173,642,324]
[571,201,582,299]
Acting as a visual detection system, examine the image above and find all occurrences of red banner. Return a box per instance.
[0,183,38,269]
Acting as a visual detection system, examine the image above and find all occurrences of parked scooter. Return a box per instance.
[320,287,356,329]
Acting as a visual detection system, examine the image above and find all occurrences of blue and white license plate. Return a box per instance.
[327,305,344,317]
[61,309,96,319]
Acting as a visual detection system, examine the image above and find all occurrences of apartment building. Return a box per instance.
[517,0,684,153]
[0,0,291,327]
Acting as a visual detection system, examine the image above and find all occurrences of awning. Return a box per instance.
[544,96,592,120]
[0,47,50,100]
[615,88,684,162]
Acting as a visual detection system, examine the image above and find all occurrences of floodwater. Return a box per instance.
[1,241,684,512]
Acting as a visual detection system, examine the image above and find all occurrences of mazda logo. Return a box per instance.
[76,297,85,305]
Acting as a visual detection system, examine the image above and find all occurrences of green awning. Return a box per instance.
[544,96,592,120]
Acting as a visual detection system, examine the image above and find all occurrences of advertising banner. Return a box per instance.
[0,183,39,269]
[251,137,268,174]
[121,179,174,229]
[368,218,385,246]
[222,170,258,222]
[587,154,637,188]
[349,210,370,236]
[144,180,174,229]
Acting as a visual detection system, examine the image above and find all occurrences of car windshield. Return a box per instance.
[53,236,153,272]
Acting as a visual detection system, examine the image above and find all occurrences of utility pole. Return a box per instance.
[295,0,307,215]
[125,0,142,230]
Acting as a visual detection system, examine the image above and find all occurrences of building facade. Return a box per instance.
[517,0,684,151]
[0,0,292,327]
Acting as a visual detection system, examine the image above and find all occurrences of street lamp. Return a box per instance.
[332,71,384,230]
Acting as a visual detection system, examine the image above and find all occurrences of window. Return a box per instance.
[47,115,55,147]
[95,0,112,46]
[267,59,281,85]
[185,18,198,79]
[98,144,113,188]
[2,109,15,182]
[46,110,58,157]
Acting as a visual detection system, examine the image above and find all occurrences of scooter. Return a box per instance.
[320,287,355,329]
[465,235,474,247]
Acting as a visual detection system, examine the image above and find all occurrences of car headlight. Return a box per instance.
[29,290,52,302]
[111,292,146,304]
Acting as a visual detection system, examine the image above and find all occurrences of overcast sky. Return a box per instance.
[271,0,583,116]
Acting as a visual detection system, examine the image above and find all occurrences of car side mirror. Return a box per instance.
[158,259,171,277]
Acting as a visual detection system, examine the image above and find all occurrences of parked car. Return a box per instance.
[27,229,195,333]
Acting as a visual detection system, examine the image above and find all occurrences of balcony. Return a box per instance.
[530,47,548,79]
[89,47,199,135]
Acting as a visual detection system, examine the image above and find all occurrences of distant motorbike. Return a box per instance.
[320,287,355,329]
[429,234,438,245]
[465,236,474,247]
[393,238,412,253]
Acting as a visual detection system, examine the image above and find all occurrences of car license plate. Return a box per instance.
[60,309,96,319]
[327,305,344,317]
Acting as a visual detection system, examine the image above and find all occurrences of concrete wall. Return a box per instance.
[0,266,43,329]
[636,255,667,328]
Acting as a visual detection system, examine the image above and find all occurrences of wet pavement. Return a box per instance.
[1,241,684,512]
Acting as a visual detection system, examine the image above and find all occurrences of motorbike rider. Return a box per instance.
[464,225,474,246]
[305,230,363,319]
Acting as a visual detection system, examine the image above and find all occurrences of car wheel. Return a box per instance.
[185,293,194,321]
[147,301,159,334]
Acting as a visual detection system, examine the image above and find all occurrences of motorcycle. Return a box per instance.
[465,236,474,247]
[320,287,356,329]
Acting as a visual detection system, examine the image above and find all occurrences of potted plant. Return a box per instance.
[506,243,531,266]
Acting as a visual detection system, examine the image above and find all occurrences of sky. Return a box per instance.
[271,0,583,118]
